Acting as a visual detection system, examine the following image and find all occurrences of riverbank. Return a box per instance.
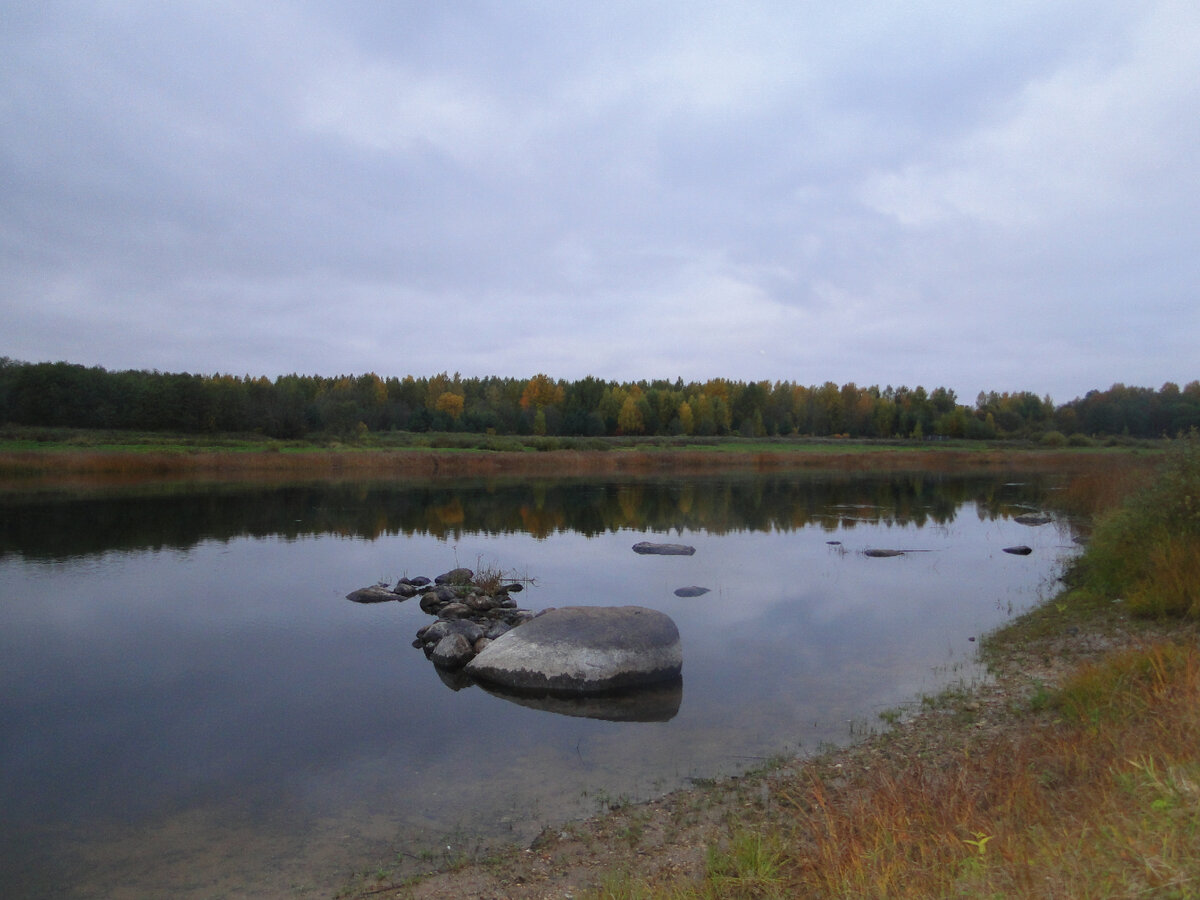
[0,427,1159,490]
[333,444,1199,899]
[333,604,1198,899]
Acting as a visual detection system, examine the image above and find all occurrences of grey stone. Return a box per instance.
[484,620,512,640]
[673,585,710,598]
[465,605,682,694]
[1003,545,1034,555]
[438,602,472,620]
[448,619,484,644]
[346,586,400,603]
[430,633,475,669]
[864,548,904,558]
[632,541,696,556]
[435,567,474,585]
[419,592,443,614]
[418,620,452,645]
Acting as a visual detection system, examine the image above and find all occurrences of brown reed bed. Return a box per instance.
[0,444,1155,492]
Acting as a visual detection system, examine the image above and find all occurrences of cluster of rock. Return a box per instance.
[346,567,536,669]
[408,569,536,670]
[347,566,685,701]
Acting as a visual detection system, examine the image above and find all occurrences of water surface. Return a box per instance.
[0,473,1077,898]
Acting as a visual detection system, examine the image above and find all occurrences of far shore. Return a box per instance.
[0,430,1159,491]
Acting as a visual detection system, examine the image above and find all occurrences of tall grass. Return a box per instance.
[585,640,1200,900]
[1075,429,1200,618]
[0,440,1153,490]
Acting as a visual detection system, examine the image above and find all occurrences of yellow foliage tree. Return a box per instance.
[520,373,564,410]
[678,400,694,435]
[617,395,645,434]
[434,391,464,420]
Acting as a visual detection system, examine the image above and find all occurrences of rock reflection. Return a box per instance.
[476,676,683,722]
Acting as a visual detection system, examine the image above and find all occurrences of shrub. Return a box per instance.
[1078,429,1200,618]
[1040,430,1068,447]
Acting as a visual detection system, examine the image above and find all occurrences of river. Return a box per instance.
[0,471,1078,898]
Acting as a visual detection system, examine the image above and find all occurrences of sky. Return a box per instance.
[2,2,1198,405]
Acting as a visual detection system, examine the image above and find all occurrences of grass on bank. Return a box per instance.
[576,434,1200,900]
[0,425,1163,487]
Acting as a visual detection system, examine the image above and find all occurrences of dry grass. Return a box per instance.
[757,641,1200,899]
[0,444,1153,491]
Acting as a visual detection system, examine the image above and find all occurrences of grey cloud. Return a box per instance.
[1,1,1197,401]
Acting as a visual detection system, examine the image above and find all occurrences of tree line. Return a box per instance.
[1,358,1197,441]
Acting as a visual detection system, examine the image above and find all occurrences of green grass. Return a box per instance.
[1072,429,1200,619]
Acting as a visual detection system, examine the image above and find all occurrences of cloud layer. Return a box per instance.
[3,1,1197,402]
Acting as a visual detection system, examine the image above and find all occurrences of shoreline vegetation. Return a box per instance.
[321,436,1193,900]
[0,426,1165,490]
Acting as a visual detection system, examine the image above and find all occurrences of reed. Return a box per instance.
[582,641,1200,900]
[0,443,1152,490]
[1073,430,1200,619]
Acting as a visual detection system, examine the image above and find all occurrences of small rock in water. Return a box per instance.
[430,633,475,669]
[1014,513,1052,526]
[673,585,710,597]
[632,541,696,556]
[863,548,904,558]
[1003,545,1033,555]
[345,586,401,603]
[434,567,474,585]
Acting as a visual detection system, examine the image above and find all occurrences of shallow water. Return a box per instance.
[0,473,1077,898]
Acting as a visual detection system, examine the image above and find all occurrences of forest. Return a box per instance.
[1,358,1197,442]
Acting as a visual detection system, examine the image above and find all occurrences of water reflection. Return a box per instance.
[478,678,683,722]
[0,472,1060,560]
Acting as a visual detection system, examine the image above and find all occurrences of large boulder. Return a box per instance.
[465,606,682,694]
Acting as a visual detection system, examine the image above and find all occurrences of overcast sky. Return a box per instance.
[2,2,1197,403]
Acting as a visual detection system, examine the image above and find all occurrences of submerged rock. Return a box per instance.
[346,585,403,603]
[863,548,905,558]
[632,541,696,556]
[1014,513,1052,526]
[673,585,710,597]
[1003,545,1034,555]
[465,605,682,694]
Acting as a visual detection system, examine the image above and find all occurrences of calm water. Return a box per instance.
[0,473,1077,898]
